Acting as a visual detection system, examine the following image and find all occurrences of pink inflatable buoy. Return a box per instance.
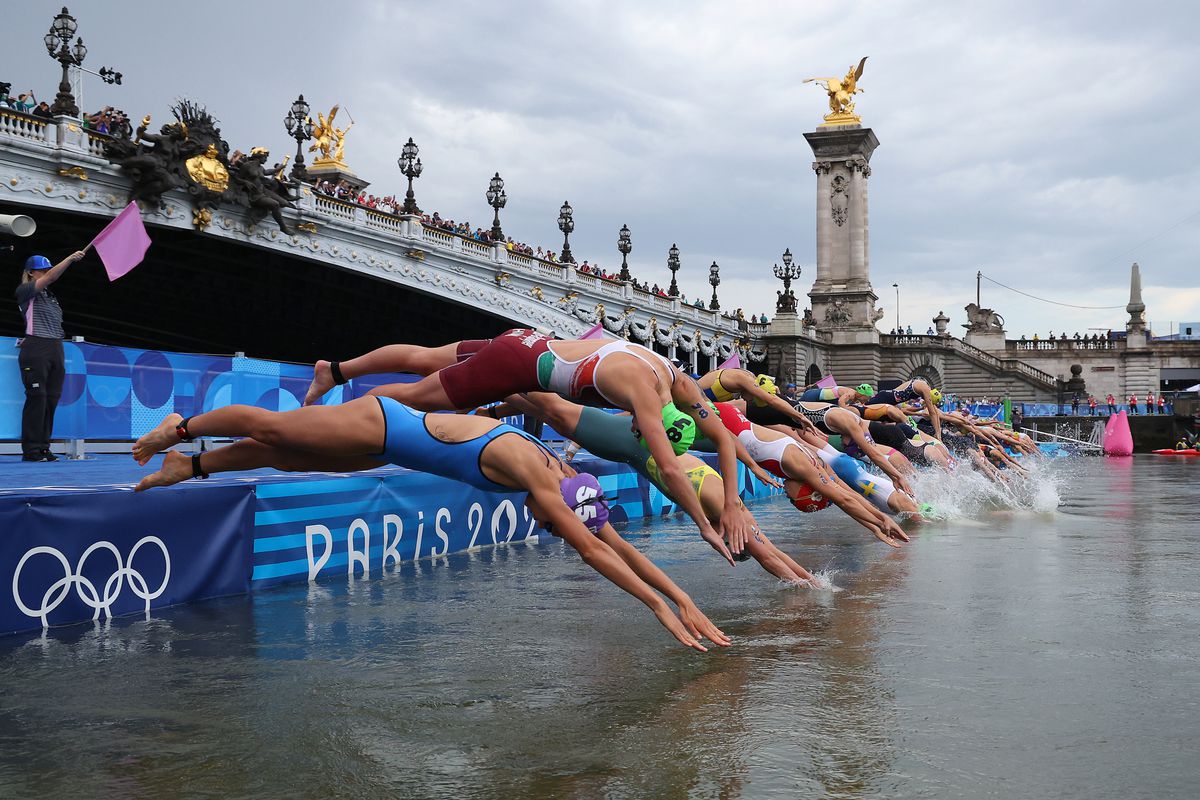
[1103,410,1134,457]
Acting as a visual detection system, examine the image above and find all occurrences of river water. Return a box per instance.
[2,457,1199,799]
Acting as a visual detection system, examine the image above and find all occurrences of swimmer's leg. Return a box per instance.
[304,342,463,406]
[137,440,384,491]
[366,374,456,411]
[132,397,385,465]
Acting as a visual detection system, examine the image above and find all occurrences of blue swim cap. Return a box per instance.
[24,255,51,271]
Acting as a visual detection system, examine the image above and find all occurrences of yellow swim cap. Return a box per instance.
[755,374,778,395]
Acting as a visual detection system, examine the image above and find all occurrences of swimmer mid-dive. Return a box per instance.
[491,393,820,584]
[866,379,943,441]
[302,330,756,564]
[696,368,817,432]
[703,402,913,546]
[132,401,728,652]
[800,382,875,409]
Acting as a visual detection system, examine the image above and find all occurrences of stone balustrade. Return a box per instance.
[1009,338,1117,352]
[1,116,764,365]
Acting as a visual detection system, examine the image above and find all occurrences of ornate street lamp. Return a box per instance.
[44,7,86,117]
[557,201,575,264]
[667,242,681,297]
[708,261,721,310]
[397,137,423,214]
[486,172,507,241]
[283,94,314,180]
[773,247,801,313]
[616,225,633,282]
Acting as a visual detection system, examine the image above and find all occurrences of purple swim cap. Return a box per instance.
[559,473,610,534]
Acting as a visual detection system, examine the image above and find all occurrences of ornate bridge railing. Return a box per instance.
[0,116,765,366]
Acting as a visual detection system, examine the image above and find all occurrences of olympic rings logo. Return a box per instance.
[11,537,170,628]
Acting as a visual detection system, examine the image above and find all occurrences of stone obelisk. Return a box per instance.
[804,124,880,344]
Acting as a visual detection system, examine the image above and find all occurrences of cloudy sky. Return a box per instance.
[6,1,1198,336]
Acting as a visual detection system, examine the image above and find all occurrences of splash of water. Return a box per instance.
[908,456,1063,519]
[778,569,842,592]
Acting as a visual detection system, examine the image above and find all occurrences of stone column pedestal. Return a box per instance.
[804,125,880,342]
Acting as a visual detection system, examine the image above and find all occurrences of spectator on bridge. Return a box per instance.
[906,325,913,335]
[889,328,896,335]
[1129,394,1139,414]
[926,326,934,335]
[1033,333,1039,341]
[1071,392,1080,415]
[1159,394,1167,414]
[1146,390,1155,414]
[1088,395,1097,415]
[15,248,87,461]
[1106,393,1117,414]
[14,91,36,113]
[32,101,52,120]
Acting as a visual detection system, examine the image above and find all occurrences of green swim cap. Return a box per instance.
[855,383,875,397]
[638,404,696,455]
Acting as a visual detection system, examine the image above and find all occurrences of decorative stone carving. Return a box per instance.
[825,298,852,326]
[830,174,848,227]
[963,302,1004,332]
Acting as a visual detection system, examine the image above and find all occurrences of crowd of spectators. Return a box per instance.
[0,83,52,119]
[314,179,401,213]
[1017,331,1112,343]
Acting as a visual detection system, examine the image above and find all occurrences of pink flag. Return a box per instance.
[816,374,837,389]
[578,323,605,340]
[717,353,741,370]
[89,202,151,281]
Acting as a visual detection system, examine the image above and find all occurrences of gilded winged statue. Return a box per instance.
[308,104,352,163]
[804,57,868,122]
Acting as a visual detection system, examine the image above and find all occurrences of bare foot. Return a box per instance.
[304,360,335,406]
[132,413,183,466]
[136,450,194,491]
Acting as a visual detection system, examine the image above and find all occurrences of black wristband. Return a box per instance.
[330,360,347,385]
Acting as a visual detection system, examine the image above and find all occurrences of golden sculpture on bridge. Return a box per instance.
[308,104,354,167]
[804,56,868,126]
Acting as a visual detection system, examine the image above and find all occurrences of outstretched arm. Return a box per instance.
[741,381,816,432]
[594,524,730,647]
[31,250,86,291]
[839,416,914,495]
[631,386,736,565]
[671,377,756,557]
[525,485,710,651]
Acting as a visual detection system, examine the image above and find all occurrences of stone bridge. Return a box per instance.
[0,109,765,368]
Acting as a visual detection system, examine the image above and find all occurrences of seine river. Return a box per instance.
[2,457,1198,798]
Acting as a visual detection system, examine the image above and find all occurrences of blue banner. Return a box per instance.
[251,470,543,588]
[0,336,421,441]
[1,483,253,635]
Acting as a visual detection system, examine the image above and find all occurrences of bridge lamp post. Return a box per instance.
[773,247,801,313]
[45,7,86,117]
[709,261,721,310]
[893,282,900,332]
[486,172,507,241]
[557,202,575,264]
[283,94,314,181]
[667,242,681,297]
[397,137,423,214]
[618,225,633,282]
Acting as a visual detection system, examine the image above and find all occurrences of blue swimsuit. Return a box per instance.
[375,396,557,492]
